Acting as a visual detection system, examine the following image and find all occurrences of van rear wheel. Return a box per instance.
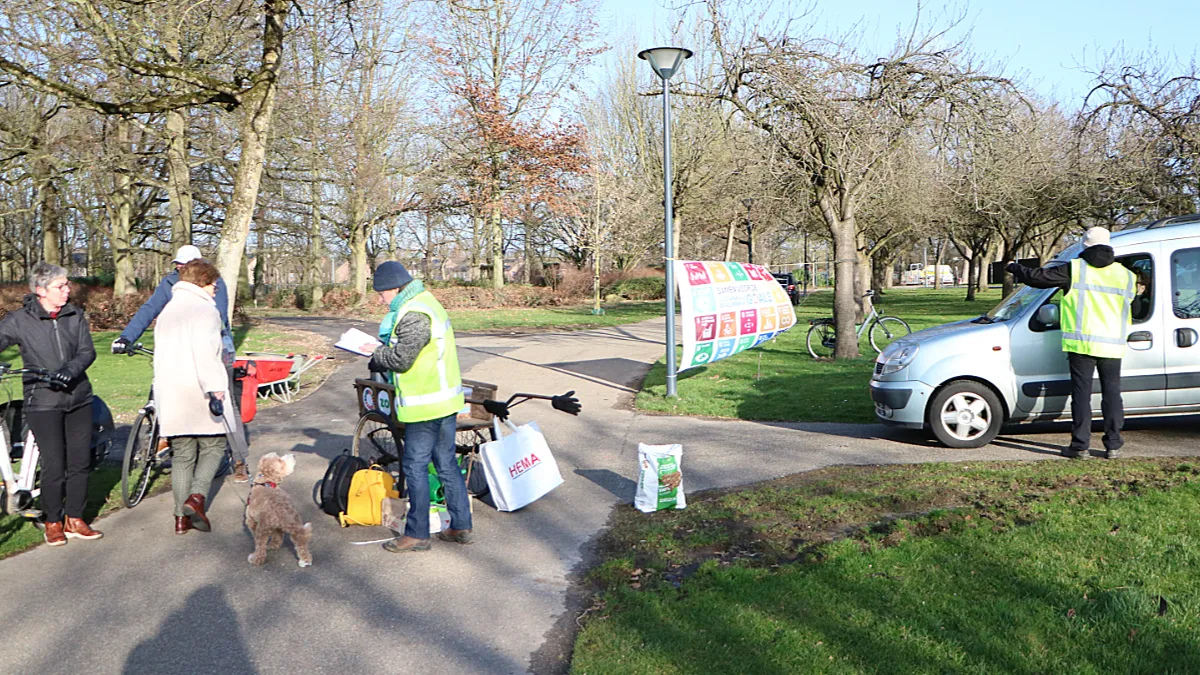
[928,381,1003,448]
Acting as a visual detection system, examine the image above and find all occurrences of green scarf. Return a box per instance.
[378,280,426,342]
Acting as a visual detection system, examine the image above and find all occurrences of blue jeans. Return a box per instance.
[401,414,472,539]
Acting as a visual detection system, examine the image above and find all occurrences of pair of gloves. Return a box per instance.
[46,369,72,391]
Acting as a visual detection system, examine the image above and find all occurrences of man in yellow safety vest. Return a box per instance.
[1008,227,1136,459]
[365,261,473,552]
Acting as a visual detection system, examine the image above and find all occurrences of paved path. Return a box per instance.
[1,317,1198,674]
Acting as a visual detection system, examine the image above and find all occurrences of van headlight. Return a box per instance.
[877,343,919,375]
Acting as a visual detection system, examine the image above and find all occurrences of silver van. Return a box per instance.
[870,214,1200,448]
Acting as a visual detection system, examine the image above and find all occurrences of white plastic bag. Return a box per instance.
[635,443,686,513]
[480,419,564,512]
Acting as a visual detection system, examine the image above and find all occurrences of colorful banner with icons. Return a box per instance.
[674,260,798,371]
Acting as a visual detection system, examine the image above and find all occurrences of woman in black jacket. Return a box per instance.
[0,262,102,546]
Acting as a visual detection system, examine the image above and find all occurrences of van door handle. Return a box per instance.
[1178,328,1199,348]
[1127,331,1152,343]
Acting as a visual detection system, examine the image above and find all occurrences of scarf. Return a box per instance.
[378,280,426,343]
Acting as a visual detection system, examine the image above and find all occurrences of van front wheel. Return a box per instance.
[928,381,1003,448]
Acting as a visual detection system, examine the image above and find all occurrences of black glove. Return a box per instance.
[111,337,130,355]
[367,357,388,373]
[48,369,72,391]
[1005,261,1020,275]
[551,390,581,416]
[208,394,224,418]
[482,399,510,421]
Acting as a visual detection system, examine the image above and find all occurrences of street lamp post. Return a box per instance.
[638,46,692,398]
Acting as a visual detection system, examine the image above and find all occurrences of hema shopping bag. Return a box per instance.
[480,419,563,511]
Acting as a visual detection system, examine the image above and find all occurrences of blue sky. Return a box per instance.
[594,0,1199,107]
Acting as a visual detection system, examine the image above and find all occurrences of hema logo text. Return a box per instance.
[509,454,542,479]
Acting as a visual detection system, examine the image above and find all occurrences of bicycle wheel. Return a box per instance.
[806,322,837,358]
[455,427,494,497]
[351,412,405,496]
[121,409,158,508]
[869,316,912,353]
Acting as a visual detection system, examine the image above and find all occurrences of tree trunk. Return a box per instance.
[832,220,859,358]
[253,213,266,301]
[32,146,60,266]
[165,108,192,246]
[213,0,288,319]
[469,212,482,282]
[932,238,945,290]
[723,218,736,261]
[110,119,136,295]
[423,211,435,281]
[854,233,873,319]
[306,181,324,310]
[349,220,368,300]
[490,202,504,289]
[965,257,977,301]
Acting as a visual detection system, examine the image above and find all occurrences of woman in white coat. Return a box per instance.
[153,260,232,534]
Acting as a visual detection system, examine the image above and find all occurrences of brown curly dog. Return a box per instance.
[245,453,313,567]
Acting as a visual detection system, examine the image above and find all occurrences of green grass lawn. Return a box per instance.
[636,288,1003,424]
[572,459,1200,673]
[0,321,332,559]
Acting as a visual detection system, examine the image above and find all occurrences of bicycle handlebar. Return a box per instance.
[123,343,154,357]
[0,363,54,382]
[476,390,582,421]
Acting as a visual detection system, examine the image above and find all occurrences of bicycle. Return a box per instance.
[0,363,113,519]
[806,290,912,358]
[350,377,581,503]
[119,343,235,508]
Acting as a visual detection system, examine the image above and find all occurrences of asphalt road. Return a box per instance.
[0,316,1197,674]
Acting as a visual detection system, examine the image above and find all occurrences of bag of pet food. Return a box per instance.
[634,443,685,513]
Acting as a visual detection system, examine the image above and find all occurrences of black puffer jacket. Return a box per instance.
[0,295,96,411]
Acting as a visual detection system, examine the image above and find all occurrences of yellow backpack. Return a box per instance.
[338,466,399,527]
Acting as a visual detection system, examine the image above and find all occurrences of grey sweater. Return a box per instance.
[369,312,431,374]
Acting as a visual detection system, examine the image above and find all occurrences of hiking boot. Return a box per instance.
[182,494,211,532]
[64,516,103,540]
[436,529,474,545]
[1061,448,1089,459]
[382,536,431,553]
[175,516,193,535]
[229,461,250,484]
[44,521,67,547]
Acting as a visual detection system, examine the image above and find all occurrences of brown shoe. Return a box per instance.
[156,437,171,460]
[64,516,103,540]
[229,461,250,484]
[44,521,67,547]
[436,528,474,545]
[182,494,211,532]
[382,536,431,553]
[175,516,193,535]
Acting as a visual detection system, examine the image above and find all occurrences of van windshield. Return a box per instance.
[986,284,1050,321]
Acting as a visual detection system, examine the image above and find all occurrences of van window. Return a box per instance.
[1119,254,1153,323]
[1172,247,1200,319]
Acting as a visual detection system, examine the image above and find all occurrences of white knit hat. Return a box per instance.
[1082,227,1110,248]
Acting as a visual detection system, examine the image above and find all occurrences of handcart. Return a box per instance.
[350,377,580,501]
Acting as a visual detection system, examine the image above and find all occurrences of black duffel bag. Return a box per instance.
[318,450,369,518]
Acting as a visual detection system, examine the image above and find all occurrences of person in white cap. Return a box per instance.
[113,245,249,482]
[1007,226,1137,459]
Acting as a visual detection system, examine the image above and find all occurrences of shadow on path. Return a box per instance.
[123,585,256,675]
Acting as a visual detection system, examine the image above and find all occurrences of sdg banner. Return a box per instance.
[674,260,797,371]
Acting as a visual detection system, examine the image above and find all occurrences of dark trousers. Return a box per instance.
[27,405,92,522]
[400,414,472,539]
[1068,352,1124,452]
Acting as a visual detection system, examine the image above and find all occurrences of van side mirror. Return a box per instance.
[1035,304,1060,329]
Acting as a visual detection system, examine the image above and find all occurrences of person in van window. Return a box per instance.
[0,262,102,545]
[1007,226,1137,459]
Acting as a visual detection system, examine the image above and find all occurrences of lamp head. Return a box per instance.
[637,47,694,81]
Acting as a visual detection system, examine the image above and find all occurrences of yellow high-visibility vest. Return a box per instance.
[1061,259,1136,359]
[387,291,464,423]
